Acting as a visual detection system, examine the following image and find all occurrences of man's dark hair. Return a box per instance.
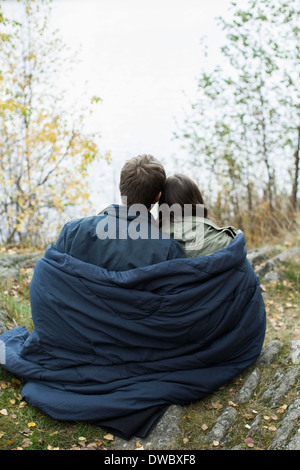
[119,154,166,208]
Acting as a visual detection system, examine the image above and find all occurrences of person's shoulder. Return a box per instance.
[60,214,106,237]
[166,238,186,259]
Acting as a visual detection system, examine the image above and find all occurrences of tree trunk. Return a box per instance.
[291,123,300,212]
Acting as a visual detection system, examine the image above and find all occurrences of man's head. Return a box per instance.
[119,154,166,209]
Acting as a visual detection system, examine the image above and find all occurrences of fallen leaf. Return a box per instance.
[0,409,8,416]
[205,401,223,410]
[212,401,223,410]
[201,424,208,431]
[136,441,142,448]
[21,438,33,448]
[86,442,98,449]
[20,428,33,436]
[244,438,255,448]
[228,400,239,409]
[277,404,288,414]
[93,439,103,446]
[269,425,277,432]
[103,433,114,441]
[213,440,219,447]
[27,422,36,428]
[12,378,21,386]
[183,437,189,444]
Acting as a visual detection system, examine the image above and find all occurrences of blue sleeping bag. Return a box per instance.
[0,232,266,439]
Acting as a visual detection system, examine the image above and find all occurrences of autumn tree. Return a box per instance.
[0,0,110,244]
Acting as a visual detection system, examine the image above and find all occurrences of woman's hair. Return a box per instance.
[159,174,208,218]
[120,154,166,208]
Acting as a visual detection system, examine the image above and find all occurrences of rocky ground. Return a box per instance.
[114,339,299,450]
[0,244,299,451]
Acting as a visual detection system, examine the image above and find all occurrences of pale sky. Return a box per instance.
[4,0,250,207]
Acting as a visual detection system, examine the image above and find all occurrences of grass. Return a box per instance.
[0,367,114,451]
[0,237,299,450]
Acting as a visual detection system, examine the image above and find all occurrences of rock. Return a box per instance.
[247,247,280,267]
[113,405,184,450]
[233,368,260,404]
[256,340,283,366]
[263,270,282,282]
[285,426,300,450]
[204,406,238,443]
[259,366,300,406]
[0,252,41,280]
[246,415,262,438]
[0,306,8,335]
[289,339,300,365]
[254,246,300,279]
[268,397,300,450]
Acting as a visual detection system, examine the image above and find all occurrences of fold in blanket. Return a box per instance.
[0,232,266,439]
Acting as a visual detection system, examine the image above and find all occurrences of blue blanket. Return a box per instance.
[0,232,266,439]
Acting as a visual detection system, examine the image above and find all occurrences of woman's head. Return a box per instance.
[159,174,208,218]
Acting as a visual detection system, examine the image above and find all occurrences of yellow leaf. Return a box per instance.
[12,378,21,386]
[228,400,239,409]
[103,433,114,441]
[27,422,36,427]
